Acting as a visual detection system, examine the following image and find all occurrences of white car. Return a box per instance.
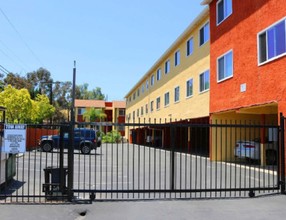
[234,140,277,165]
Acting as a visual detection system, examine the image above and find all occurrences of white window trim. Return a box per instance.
[186,37,194,57]
[186,78,194,98]
[156,68,161,81]
[199,21,210,47]
[156,96,161,111]
[164,91,170,107]
[217,49,233,83]
[216,0,233,26]
[175,50,180,66]
[199,70,210,94]
[165,59,170,74]
[257,17,286,66]
[151,74,155,86]
[174,86,180,103]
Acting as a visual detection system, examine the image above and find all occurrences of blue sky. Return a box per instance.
[0,0,206,101]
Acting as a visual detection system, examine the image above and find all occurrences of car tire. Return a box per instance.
[266,150,277,165]
[41,142,53,152]
[81,144,91,154]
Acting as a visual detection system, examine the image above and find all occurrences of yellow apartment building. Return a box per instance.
[125,8,209,123]
[124,8,210,148]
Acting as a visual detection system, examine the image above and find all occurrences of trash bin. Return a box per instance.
[43,166,68,200]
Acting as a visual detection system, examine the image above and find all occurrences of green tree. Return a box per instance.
[31,94,55,123]
[0,85,54,123]
[76,84,105,100]
[0,85,32,123]
[83,108,107,122]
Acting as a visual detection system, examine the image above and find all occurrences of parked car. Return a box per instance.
[234,140,277,165]
[39,128,101,154]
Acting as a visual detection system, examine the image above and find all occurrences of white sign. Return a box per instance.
[4,124,27,154]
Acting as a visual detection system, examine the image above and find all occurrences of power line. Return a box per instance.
[0,7,45,67]
[0,64,10,75]
[0,39,29,72]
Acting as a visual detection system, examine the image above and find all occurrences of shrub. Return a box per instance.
[102,130,122,143]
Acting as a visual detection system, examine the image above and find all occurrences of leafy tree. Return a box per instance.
[31,94,55,123]
[0,85,54,123]
[76,84,105,100]
[0,85,32,123]
[83,108,107,122]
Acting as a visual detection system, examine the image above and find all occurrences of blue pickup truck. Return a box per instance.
[39,128,101,154]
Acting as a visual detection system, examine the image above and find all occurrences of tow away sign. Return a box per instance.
[3,124,27,154]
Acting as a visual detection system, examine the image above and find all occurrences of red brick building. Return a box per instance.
[202,0,286,122]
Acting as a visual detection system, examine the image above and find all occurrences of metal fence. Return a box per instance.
[0,119,285,204]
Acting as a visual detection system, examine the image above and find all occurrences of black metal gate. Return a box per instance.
[1,118,285,204]
[72,120,284,201]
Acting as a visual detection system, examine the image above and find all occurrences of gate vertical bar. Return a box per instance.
[170,125,176,191]
[68,61,76,201]
[280,113,285,194]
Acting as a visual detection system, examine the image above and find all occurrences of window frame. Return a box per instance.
[165,59,170,74]
[217,49,233,82]
[164,91,170,107]
[175,50,180,66]
[174,86,180,103]
[199,21,210,47]
[151,74,155,86]
[186,37,194,56]
[199,70,210,93]
[257,17,286,66]
[216,0,232,26]
[156,96,161,110]
[150,101,154,112]
[156,68,161,81]
[186,78,194,98]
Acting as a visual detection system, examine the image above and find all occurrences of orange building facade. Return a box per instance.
[202,0,286,123]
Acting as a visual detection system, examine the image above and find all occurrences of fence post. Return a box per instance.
[280,113,285,194]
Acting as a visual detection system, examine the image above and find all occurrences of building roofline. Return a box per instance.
[124,7,209,98]
[201,0,212,5]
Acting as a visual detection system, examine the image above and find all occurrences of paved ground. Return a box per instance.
[1,194,286,220]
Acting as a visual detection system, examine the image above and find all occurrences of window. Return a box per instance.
[78,108,86,115]
[132,111,135,119]
[133,93,136,100]
[175,50,180,66]
[199,70,210,92]
[165,60,170,74]
[156,97,161,110]
[186,79,193,97]
[217,50,233,81]
[145,104,148,114]
[141,84,144,93]
[156,68,161,81]
[187,37,194,56]
[137,109,139,117]
[199,22,210,46]
[137,89,140,97]
[150,101,154,112]
[151,75,155,86]
[119,109,125,116]
[141,106,144,116]
[164,92,170,107]
[174,86,180,103]
[217,0,232,25]
[258,19,286,64]
[146,80,149,89]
